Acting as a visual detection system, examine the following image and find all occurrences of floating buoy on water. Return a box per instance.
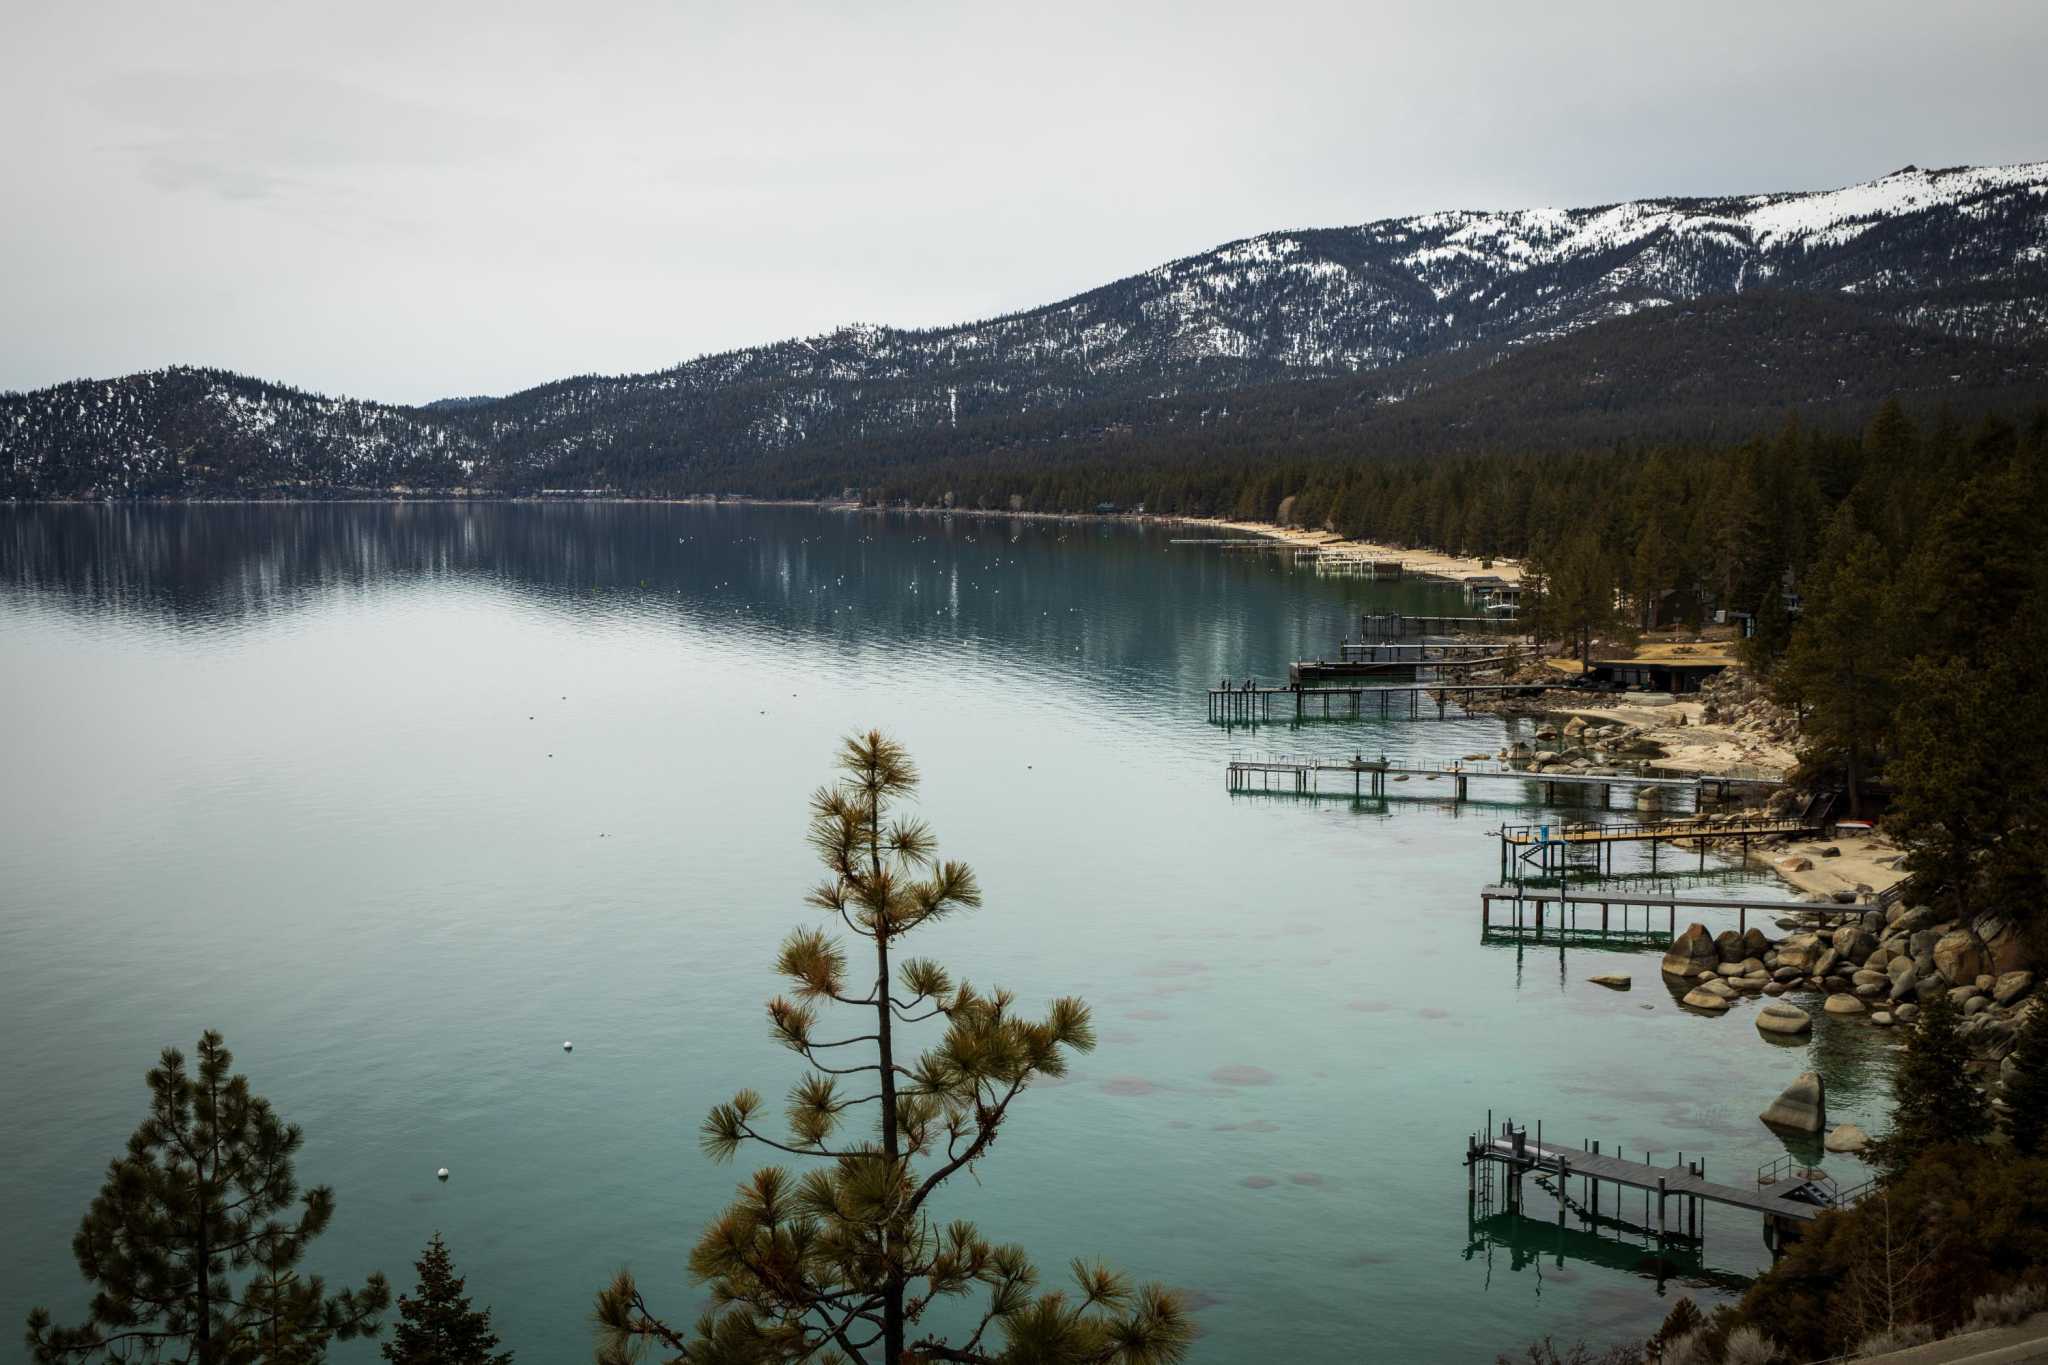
[563,1040,573,1052]
[437,1167,450,1182]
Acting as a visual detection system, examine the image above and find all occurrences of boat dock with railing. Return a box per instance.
[1466,1118,1866,1252]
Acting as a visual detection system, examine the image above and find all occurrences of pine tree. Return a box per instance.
[594,731,1189,1365]
[2004,1003,2048,1159]
[1773,511,1896,815]
[1873,992,1992,1175]
[25,1031,389,1364]
[381,1235,512,1365]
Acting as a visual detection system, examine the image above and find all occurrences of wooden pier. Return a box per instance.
[1466,1119,1855,1250]
[1207,682,1546,723]
[1222,754,1779,806]
[1360,612,1523,640]
[1289,655,1513,684]
[1498,815,1819,879]
[1477,883,1873,943]
[1337,641,1524,661]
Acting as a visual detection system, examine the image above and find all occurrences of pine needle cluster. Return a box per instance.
[594,731,1190,1365]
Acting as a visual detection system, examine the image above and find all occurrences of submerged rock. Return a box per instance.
[1588,973,1632,990]
[1824,1123,1869,1154]
[1756,1002,1812,1037]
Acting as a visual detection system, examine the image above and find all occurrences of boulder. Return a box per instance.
[1909,928,1941,959]
[1756,1002,1812,1037]
[1715,961,1750,977]
[1817,845,1842,858]
[1887,955,1915,982]
[1978,974,1997,992]
[1761,1071,1827,1133]
[1824,994,1867,1016]
[1814,948,1842,979]
[1872,1011,1894,1026]
[1825,1124,1870,1154]
[1964,995,1991,1016]
[1947,985,1982,1009]
[1778,856,1815,874]
[1776,933,1825,971]
[1867,947,1893,972]
[1982,915,2029,976]
[1588,973,1632,990]
[1682,987,1732,1012]
[1994,971,2034,1007]
[1894,905,1936,935]
[1701,978,1739,1000]
[1833,925,1878,964]
[1662,923,1719,978]
[1715,929,1746,963]
[1925,929,1990,982]
[1897,1003,1920,1023]
[1743,927,1774,957]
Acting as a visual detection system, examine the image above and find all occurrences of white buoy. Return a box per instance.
[562,1040,573,1052]
[436,1167,450,1182]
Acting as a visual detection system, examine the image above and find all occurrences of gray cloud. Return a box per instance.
[4,0,2046,404]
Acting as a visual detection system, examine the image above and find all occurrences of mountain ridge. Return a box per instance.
[7,161,2048,499]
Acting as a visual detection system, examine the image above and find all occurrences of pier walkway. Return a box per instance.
[1498,814,1819,878]
[1467,1120,1855,1246]
[1223,753,1780,804]
[1477,883,1871,941]
[1289,655,1514,684]
[1207,682,1545,723]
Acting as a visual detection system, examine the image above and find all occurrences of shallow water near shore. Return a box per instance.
[0,502,1891,1363]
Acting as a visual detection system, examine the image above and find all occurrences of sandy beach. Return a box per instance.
[1180,518,1523,582]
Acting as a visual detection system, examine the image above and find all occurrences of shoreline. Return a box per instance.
[7,493,1510,582]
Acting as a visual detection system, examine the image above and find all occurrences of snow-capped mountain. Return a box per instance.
[7,162,2048,497]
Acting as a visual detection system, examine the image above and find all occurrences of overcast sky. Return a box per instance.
[5,0,2045,404]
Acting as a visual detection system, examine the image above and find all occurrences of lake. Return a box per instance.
[0,502,1890,1363]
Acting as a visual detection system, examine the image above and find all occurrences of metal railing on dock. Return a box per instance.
[1476,883,1870,943]
[1466,1117,1856,1253]
[1207,682,1547,724]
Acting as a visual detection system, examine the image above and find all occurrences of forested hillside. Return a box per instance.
[5,163,2048,501]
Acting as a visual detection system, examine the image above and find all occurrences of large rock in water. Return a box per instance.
[1756,1002,1812,1037]
[1663,923,1719,978]
[1934,931,1990,986]
[1761,1071,1827,1134]
[1825,1123,1869,1153]
[1682,987,1733,1012]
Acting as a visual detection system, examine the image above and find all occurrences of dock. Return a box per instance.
[1498,815,1819,878]
[1466,1119,1861,1251]
[1222,753,1779,805]
[1477,883,1872,943]
[1207,682,1546,724]
[1360,613,1523,640]
[1338,641,1525,661]
[1289,655,1514,684]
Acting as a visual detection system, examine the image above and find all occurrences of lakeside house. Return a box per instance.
[1553,641,1737,693]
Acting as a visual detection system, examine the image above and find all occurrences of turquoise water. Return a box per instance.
[0,504,1891,1363]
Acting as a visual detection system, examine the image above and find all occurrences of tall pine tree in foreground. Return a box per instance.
[25,1031,388,1364]
[1872,992,1992,1176]
[594,731,1189,1365]
[382,1234,512,1365]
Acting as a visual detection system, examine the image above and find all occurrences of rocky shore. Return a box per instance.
[1660,906,2038,1107]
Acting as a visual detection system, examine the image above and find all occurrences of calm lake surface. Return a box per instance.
[0,503,1890,1363]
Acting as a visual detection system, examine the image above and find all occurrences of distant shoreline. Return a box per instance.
[6,492,1504,584]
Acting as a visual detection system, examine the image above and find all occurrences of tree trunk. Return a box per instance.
[870,825,904,1364]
